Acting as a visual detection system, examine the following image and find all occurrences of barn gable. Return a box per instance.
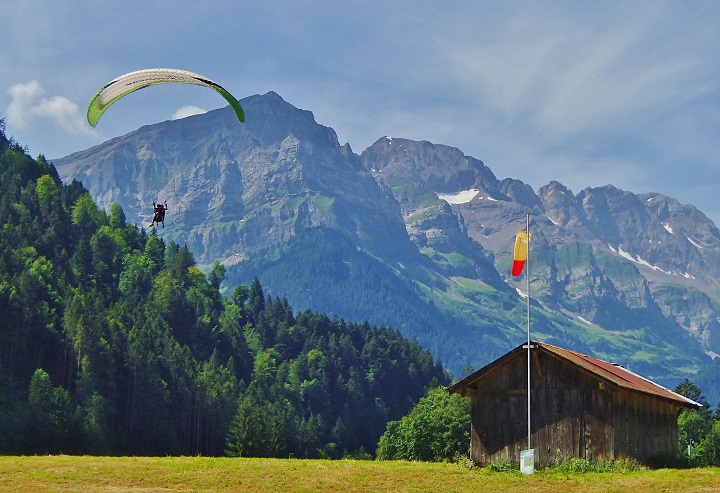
[449,341,700,466]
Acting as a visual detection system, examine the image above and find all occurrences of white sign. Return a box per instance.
[520,449,535,475]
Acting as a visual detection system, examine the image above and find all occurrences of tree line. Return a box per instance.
[0,121,449,457]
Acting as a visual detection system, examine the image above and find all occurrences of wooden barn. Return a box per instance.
[448,341,701,466]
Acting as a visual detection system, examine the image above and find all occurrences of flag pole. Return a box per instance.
[525,212,531,452]
[512,214,533,473]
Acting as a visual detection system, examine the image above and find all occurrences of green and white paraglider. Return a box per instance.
[86,68,245,126]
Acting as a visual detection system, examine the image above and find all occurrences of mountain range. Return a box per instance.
[53,91,720,388]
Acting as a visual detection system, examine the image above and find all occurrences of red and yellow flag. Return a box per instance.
[511,230,531,276]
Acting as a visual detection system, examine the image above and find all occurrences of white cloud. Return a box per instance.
[172,106,207,120]
[436,6,709,146]
[7,80,96,137]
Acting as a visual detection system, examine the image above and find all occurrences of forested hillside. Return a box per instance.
[0,121,448,457]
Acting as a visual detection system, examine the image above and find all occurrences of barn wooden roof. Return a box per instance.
[449,340,701,409]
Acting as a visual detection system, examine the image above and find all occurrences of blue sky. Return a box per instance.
[2,1,719,223]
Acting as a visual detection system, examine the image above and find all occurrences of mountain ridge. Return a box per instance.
[53,92,720,385]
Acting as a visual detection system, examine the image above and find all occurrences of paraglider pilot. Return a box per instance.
[150,201,167,228]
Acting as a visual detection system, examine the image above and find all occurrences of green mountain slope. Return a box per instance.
[0,123,448,457]
[52,95,719,387]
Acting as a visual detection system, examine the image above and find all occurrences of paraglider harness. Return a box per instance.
[150,201,167,228]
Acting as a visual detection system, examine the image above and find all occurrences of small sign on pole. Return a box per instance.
[520,449,535,475]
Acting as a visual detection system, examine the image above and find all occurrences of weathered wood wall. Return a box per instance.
[468,348,681,466]
[612,391,680,460]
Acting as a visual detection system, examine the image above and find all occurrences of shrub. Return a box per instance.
[376,386,470,462]
[548,456,644,473]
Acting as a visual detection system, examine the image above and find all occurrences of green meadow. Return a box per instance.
[1,456,719,493]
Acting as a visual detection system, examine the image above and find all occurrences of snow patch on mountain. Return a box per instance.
[687,236,704,249]
[436,189,480,204]
[608,244,696,279]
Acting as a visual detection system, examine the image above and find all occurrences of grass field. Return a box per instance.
[1,456,719,492]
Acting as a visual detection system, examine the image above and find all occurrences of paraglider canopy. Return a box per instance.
[87,68,245,127]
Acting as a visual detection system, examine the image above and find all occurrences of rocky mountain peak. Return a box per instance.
[53,91,720,385]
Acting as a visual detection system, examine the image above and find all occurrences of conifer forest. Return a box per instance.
[0,122,448,457]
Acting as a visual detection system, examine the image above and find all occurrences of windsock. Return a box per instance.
[511,231,531,276]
